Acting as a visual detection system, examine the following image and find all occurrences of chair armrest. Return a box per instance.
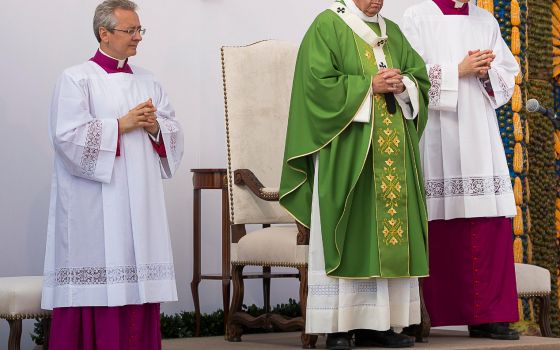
[234,169,279,201]
[296,222,310,246]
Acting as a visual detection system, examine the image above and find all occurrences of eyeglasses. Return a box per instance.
[111,27,146,37]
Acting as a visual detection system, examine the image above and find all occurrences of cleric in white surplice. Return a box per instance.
[41,0,183,348]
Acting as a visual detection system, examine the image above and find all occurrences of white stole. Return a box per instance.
[330,3,389,123]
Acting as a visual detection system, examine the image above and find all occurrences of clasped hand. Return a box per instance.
[459,49,495,79]
[118,98,159,135]
[372,68,405,94]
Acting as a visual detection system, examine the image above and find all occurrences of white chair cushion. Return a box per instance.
[0,276,50,319]
[515,263,551,296]
[231,226,308,266]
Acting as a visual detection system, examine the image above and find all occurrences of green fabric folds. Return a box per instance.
[279,9,430,278]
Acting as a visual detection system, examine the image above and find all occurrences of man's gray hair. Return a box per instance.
[93,0,138,42]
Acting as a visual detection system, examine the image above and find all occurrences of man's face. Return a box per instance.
[99,8,142,59]
[352,0,384,17]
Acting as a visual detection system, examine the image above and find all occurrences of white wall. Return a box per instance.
[0,0,423,347]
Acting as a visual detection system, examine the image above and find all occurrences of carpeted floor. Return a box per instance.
[162,330,560,350]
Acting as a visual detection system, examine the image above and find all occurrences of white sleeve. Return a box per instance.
[402,10,458,112]
[49,72,118,183]
[395,76,420,119]
[153,80,184,178]
[426,63,459,111]
[477,20,519,108]
[353,86,372,123]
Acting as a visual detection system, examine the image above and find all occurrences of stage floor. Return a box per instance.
[162,330,560,350]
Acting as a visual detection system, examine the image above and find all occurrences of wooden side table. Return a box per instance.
[190,168,230,337]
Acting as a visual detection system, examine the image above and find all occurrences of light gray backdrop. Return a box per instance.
[0,0,424,347]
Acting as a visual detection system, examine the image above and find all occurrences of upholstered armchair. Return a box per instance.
[221,40,318,348]
[514,263,553,337]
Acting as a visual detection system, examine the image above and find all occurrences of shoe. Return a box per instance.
[354,329,415,348]
[326,332,352,350]
[468,322,520,340]
[402,324,428,343]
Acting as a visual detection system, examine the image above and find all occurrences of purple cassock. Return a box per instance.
[421,0,519,327]
[423,218,519,326]
[48,50,162,350]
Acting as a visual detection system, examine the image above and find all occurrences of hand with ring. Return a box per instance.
[372,68,405,94]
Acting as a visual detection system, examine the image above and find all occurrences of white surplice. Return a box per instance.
[402,1,518,220]
[42,61,183,309]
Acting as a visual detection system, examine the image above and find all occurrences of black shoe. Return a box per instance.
[402,324,428,343]
[354,329,415,348]
[468,322,520,340]
[326,332,352,350]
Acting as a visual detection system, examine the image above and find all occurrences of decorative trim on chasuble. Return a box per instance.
[80,119,103,176]
[428,64,442,107]
[375,93,407,246]
[360,40,409,249]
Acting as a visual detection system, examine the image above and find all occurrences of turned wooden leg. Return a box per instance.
[43,317,51,350]
[227,264,245,342]
[263,266,271,314]
[191,187,202,337]
[538,295,552,337]
[419,280,431,341]
[298,266,317,349]
[7,319,22,350]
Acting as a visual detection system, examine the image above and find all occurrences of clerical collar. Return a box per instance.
[343,0,379,22]
[432,0,469,15]
[90,49,133,74]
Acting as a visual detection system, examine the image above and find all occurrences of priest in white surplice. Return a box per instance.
[402,0,520,340]
[41,1,183,348]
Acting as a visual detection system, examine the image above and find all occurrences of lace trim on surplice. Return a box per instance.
[428,64,442,107]
[160,119,178,159]
[43,263,175,287]
[495,70,512,103]
[425,175,513,198]
[80,119,103,176]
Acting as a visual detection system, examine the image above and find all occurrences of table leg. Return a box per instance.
[221,183,231,335]
[191,188,202,337]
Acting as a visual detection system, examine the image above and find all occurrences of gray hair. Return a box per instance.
[93,0,138,42]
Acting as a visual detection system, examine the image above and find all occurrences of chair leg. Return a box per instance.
[401,279,430,342]
[419,280,431,341]
[263,266,271,314]
[7,319,22,350]
[298,266,317,349]
[538,295,553,337]
[227,264,245,342]
[43,317,51,350]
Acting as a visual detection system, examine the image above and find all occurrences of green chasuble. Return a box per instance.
[279,6,430,278]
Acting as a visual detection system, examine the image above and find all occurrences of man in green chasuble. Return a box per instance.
[279,0,430,348]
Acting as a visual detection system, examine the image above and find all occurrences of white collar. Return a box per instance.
[454,0,467,8]
[344,0,379,23]
[99,48,127,69]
